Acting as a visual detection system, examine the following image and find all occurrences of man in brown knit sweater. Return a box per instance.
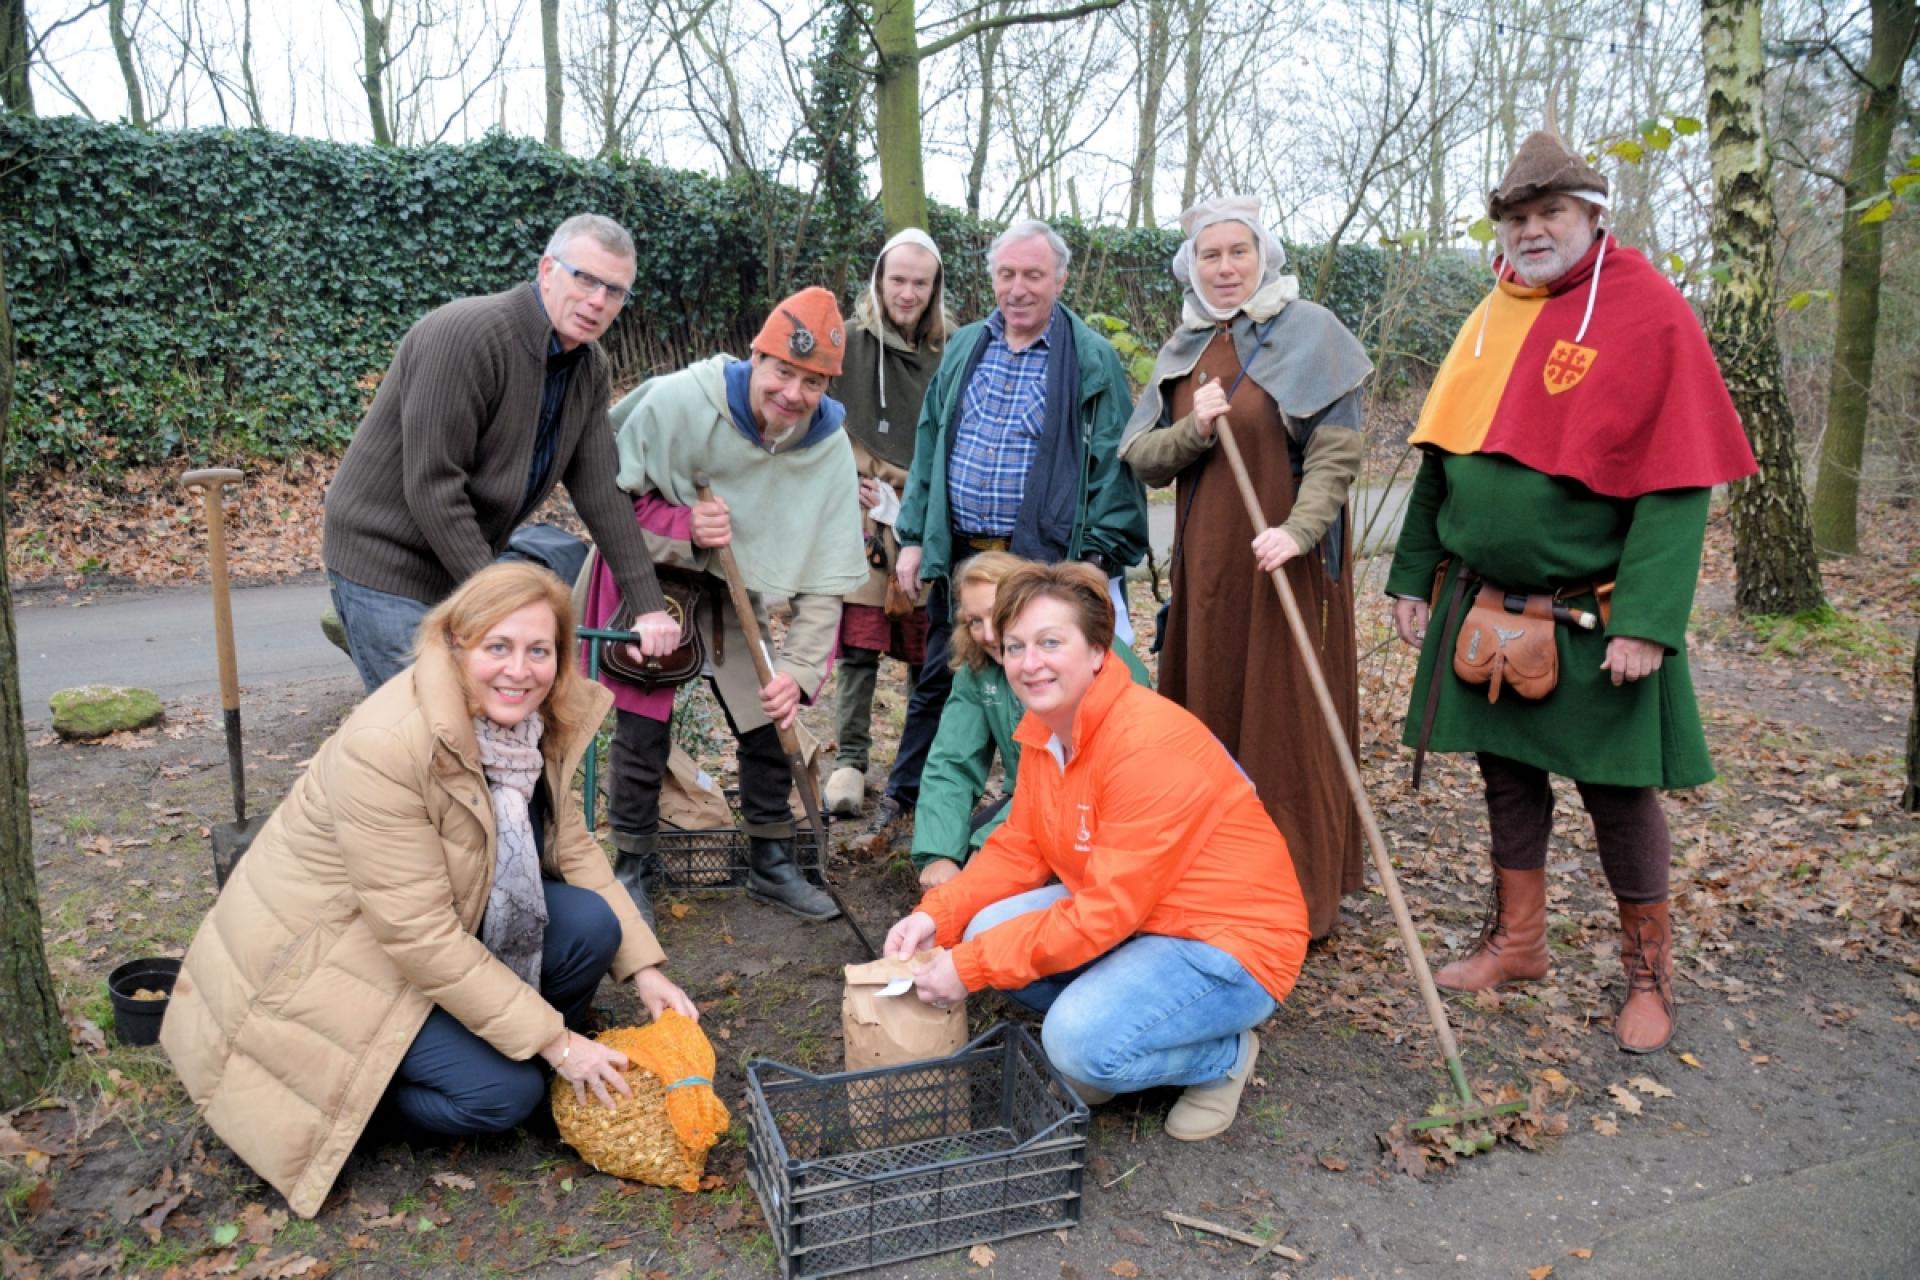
[322,214,678,692]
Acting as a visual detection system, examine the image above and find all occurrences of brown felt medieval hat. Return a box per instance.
[1488,130,1609,220]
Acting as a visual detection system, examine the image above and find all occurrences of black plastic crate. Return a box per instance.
[746,1023,1087,1279]
[653,825,825,889]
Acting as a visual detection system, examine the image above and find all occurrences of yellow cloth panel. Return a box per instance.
[1408,280,1546,454]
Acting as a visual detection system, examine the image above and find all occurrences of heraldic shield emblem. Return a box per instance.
[1542,339,1597,395]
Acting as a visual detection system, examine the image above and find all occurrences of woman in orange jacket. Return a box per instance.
[885,562,1309,1140]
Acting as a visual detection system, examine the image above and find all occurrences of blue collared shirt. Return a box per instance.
[947,310,1049,536]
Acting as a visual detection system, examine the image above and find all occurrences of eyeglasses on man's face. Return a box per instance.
[553,258,635,306]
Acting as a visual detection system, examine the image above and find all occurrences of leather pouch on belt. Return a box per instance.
[1453,586,1558,701]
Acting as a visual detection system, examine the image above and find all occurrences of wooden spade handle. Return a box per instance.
[181,469,246,713]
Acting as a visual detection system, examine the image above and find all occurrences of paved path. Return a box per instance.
[1563,1139,1920,1279]
[16,579,350,713]
[15,479,1414,713]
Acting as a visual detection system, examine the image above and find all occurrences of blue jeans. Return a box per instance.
[327,571,431,694]
[379,882,622,1139]
[963,885,1276,1093]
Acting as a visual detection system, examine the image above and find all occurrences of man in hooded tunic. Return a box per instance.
[1120,196,1373,941]
[824,229,954,817]
[1384,132,1756,1054]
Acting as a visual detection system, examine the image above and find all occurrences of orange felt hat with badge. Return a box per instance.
[752,286,846,378]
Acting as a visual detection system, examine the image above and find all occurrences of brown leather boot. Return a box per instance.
[1435,865,1550,991]
[1615,899,1675,1054]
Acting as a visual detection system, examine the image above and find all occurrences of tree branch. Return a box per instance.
[918,0,1122,61]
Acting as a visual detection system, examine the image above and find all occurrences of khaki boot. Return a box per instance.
[1615,899,1675,1054]
[1435,864,1550,991]
[1165,1031,1258,1142]
[824,766,866,818]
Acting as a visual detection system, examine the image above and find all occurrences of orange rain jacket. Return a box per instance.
[917,653,1310,1001]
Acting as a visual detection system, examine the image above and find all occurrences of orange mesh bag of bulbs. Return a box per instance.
[550,1011,730,1191]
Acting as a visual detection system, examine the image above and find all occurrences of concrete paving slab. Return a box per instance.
[1563,1140,1920,1279]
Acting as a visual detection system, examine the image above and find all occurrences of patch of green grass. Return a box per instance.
[737,1229,778,1268]
[62,814,100,836]
[1250,1097,1290,1142]
[1747,604,1904,662]
[118,1234,194,1272]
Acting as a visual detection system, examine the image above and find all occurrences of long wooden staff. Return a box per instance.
[1211,416,1515,1127]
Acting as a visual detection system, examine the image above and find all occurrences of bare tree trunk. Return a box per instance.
[0,244,68,1109]
[1126,0,1170,228]
[355,0,393,147]
[542,0,564,148]
[1702,0,1825,616]
[965,13,1008,219]
[874,0,929,232]
[1177,0,1200,214]
[1811,0,1919,556]
[238,0,265,127]
[1,0,32,115]
[109,0,148,127]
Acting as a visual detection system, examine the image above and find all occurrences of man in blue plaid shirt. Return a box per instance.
[858,220,1148,847]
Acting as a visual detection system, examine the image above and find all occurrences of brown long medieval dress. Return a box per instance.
[1157,331,1364,939]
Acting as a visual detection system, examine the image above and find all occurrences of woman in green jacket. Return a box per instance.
[912,552,1150,887]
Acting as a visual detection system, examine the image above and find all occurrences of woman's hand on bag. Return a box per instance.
[884,910,938,961]
[1601,635,1664,685]
[634,966,701,1022]
[690,497,731,548]
[911,950,967,1010]
[759,672,802,730]
[625,610,681,660]
[917,858,961,889]
[1391,597,1429,648]
[543,1029,633,1111]
[1251,526,1304,573]
[1190,379,1230,440]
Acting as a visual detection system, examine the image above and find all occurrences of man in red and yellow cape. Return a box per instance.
[1384,129,1756,1056]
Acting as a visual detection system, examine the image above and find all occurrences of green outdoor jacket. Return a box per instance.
[910,642,1153,869]
[895,308,1149,585]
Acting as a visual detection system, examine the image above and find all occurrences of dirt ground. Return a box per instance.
[3,502,1916,1280]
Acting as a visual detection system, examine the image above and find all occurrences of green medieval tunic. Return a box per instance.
[1384,453,1712,788]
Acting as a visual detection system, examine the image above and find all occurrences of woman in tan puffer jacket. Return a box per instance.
[162,563,697,1218]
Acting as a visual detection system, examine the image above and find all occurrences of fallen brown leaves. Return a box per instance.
[1376,1075,1571,1177]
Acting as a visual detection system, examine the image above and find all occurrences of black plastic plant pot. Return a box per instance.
[107,957,181,1047]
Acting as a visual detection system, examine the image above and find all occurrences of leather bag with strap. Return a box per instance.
[1453,584,1559,703]
[601,568,708,692]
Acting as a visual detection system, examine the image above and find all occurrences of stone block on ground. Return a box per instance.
[49,685,164,740]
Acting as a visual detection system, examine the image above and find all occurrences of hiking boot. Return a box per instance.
[825,766,867,818]
[611,832,659,933]
[1165,1030,1258,1141]
[850,794,912,857]
[1615,899,1675,1054]
[747,837,840,922]
[1435,864,1550,991]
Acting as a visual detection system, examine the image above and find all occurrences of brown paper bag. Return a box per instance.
[660,744,734,830]
[841,952,967,1072]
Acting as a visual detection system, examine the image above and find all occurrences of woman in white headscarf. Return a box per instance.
[1119,196,1373,940]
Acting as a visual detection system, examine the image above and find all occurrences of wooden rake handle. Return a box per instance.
[1209,416,1464,1070]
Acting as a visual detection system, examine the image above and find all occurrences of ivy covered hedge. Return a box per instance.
[0,116,1479,474]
